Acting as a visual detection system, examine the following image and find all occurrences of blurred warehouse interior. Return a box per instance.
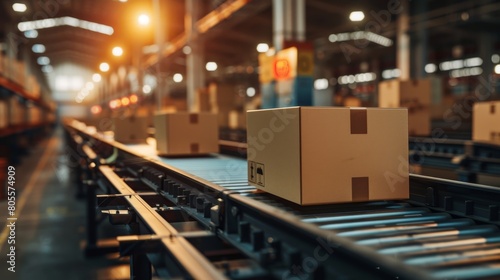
[1,0,499,134]
[1,0,500,279]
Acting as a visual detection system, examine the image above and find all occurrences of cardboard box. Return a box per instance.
[247,107,409,205]
[113,116,148,143]
[378,79,431,136]
[154,112,218,156]
[473,101,500,143]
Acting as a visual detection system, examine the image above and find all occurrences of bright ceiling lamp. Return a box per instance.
[349,11,365,22]
[92,73,102,83]
[99,62,110,72]
[32,44,46,53]
[18,17,114,35]
[256,43,269,53]
[138,14,150,26]
[37,56,50,65]
[12,3,27,12]
[112,46,123,57]
[206,62,217,71]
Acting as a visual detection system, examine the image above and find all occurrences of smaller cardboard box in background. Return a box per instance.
[379,79,431,136]
[113,116,148,143]
[473,101,500,142]
[154,112,219,156]
[247,107,409,205]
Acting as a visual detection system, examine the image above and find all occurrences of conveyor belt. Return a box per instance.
[65,123,500,279]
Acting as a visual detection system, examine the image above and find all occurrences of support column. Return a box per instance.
[272,0,285,52]
[186,0,204,112]
[412,0,428,79]
[479,33,494,100]
[153,0,165,112]
[294,0,306,41]
[397,0,410,80]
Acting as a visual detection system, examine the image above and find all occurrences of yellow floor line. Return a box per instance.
[0,137,58,252]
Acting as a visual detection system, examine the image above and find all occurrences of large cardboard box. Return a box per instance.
[379,79,431,136]
[473,101,500,143]
[247,107,409,205]
[154,112,218,156]
[113,116,148,143]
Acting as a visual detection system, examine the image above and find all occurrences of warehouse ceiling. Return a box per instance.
[1,0,500,100]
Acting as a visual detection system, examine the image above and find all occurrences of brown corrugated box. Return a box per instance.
[378,79,431,136]
[247,107,409,205]
[113,116,149,144]
[473,101,500,143]
[154,112,219,156]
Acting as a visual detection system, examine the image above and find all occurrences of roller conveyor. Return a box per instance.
[65,122,500,280]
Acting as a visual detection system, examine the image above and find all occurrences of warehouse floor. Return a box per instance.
[0,127,130,280]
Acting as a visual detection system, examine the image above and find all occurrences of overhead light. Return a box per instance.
[137,14,150,26]
[92,73,102,83]
[495,65,500,74]
[37,56,50,65]
[246,87,256,97]
[142,85,152,94]
[18,17,114,35]
[492,54,500,64]
[450,67,482,78]
[424,63,437,74]
[173,73,183,83]
[382,69,400,80]
[439,57,482,71]
[337,72,376,85]
[206,62,217,71]
[314,79,329,90]
[256,43,269,53]
[349,11,365,22]
[85,82,94,90]
[130,94,139,104]
[112,46,123,57]
[41,65,53,73]
[121,97,130,106]
[24,30,38,38]
[12,3,27,13]
[32,44,46,53]
[328,31,392,46]
[182,46,192,55]
[91,105,102,114]
[99,62,110,72]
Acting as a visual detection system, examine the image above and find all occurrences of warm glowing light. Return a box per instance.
[495,65,500,74]
[256,43,269,53]
[12,3,27,12]
[173,73,183,83]
[112,46,123,57]
[85,82,94,90]
[142,85,152,94]
[91,105,102,114]
[206,62,217,71]
[121,97,130,106]
[99,62,110,72]
[92,73,102,82]
[138,14,150,26]
[349,11,365,22]
[130,94,138,104]
[115,99,122,108]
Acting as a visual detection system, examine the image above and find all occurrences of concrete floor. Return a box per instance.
[0,126,130,280]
